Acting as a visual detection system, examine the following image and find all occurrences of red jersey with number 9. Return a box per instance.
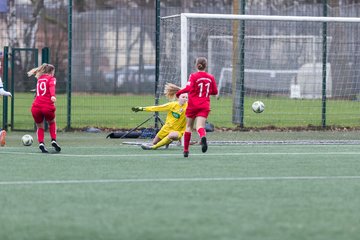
[32,74,56,107]
[176,71,218,111]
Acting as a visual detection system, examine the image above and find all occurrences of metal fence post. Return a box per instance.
[2,46,9,130]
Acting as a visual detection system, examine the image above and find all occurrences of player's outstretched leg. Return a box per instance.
[152,136,172,150]
[51,139,61,152]
[201,136,208,153]
[39,143,49,153]
[0,130,7,146]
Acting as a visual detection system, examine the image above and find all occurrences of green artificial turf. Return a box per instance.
[1,132,360,240]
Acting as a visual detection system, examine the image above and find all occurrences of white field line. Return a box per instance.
[0,176,360,186]
[2,151,360,158]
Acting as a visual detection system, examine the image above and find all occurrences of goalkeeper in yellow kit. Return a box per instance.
[132,83,188,150]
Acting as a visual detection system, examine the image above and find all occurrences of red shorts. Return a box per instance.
[185,108,210,119]
[31,105,56,123]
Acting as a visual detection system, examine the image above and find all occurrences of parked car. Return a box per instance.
[105,65,155,93]
[117,65,155,86]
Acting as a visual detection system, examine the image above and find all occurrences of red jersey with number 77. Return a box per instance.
[32,74,56,107]
[176,71,218,111]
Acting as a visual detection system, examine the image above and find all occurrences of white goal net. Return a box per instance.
[208,35,333,98]
[159,13,360,142]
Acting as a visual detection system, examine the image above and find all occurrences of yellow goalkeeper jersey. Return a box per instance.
[144,101,187,134]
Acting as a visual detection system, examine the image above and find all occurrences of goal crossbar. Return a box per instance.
[163,13,360,23]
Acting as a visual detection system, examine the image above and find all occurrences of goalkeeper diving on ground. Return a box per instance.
[131,83,188,150]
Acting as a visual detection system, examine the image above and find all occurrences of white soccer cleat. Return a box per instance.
[141,144,153,150]
[0,88,11,97]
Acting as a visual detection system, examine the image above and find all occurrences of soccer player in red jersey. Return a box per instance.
[176,57,218,157]
[27,63,61,153]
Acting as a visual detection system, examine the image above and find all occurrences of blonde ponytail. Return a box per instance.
[27,66,40,77]
[27,63,55,78]
[164,82,181,100]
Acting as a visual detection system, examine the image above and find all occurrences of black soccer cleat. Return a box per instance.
[201,137,208,153]
[183,151,189,158]
[39,143,49,153]
[51,140,61,152]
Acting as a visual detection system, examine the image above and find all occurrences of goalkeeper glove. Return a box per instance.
[131,107,144,112]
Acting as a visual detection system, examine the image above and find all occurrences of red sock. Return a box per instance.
[49,122,57,140]
[184,131,191,152]
[37,128,45,143]
[197,128,206,138]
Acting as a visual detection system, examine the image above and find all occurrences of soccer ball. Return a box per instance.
[22,134,34,146]
[252,101,265,113]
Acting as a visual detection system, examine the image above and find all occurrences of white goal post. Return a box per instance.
[159,12,360,138]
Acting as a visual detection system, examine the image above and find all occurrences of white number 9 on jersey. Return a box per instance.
[37,81,47,96]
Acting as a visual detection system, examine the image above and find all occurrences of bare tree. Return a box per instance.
[23,0,44,76]
[6,0,19,49]
[6,0,22,90]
